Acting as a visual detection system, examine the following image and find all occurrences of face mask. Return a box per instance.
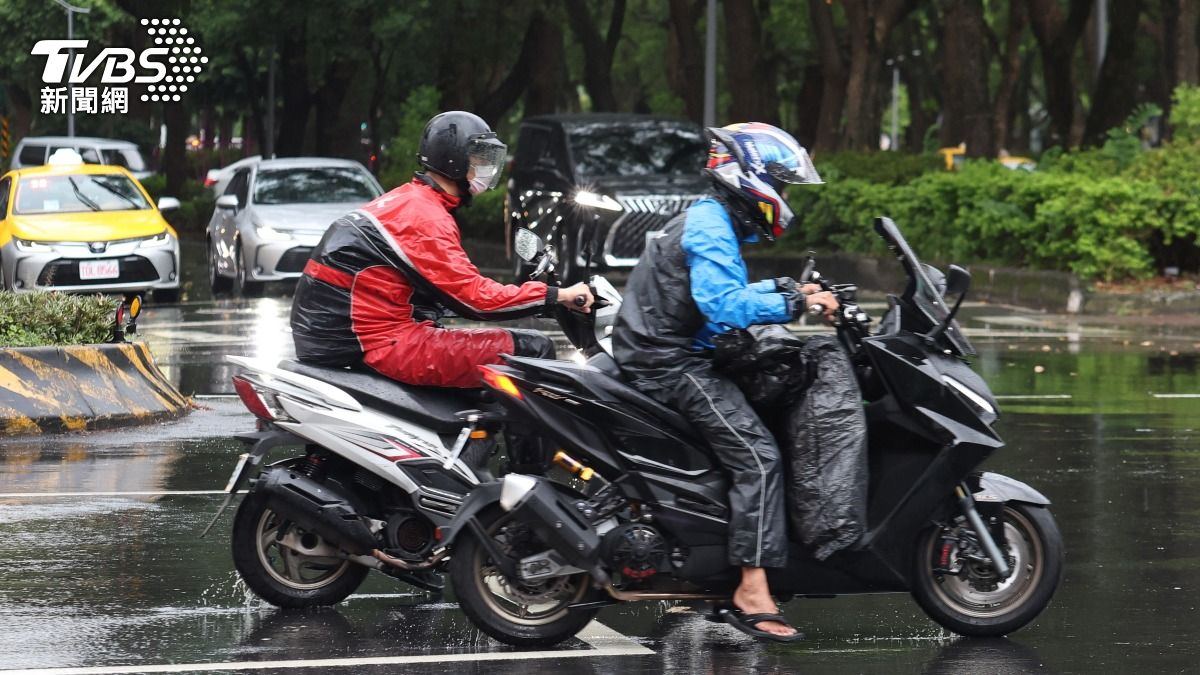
[468,175,490,195]
[467,162,499,195]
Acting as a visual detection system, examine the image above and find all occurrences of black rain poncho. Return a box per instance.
[715,326,868,560]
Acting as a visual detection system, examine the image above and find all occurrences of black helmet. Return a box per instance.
[417,111,507,204]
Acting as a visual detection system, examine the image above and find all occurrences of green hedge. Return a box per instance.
[0,292,121,347]
[784,141,1200,281]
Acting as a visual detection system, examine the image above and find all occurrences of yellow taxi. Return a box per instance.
[0,149,181,301]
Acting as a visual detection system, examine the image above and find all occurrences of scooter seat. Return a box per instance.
[280,360,488,434]
[583,353,701,442]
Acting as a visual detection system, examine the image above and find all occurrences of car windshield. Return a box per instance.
[253,167,380,205]
[14,173,151,214]
[566,120,707,178]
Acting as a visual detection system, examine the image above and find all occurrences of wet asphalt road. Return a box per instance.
[2,291,1200,674]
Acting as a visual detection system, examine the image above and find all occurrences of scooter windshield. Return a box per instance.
[873,217,975,357]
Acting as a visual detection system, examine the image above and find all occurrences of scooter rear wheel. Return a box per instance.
[231,491,369,608]
[450,506,599,647]
[912,503,1063,637]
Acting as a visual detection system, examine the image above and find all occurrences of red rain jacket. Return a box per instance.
[290,177,555,387]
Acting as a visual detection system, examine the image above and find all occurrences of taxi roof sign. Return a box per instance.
[47,148,85,166]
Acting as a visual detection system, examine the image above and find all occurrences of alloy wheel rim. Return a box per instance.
[254,507,351,590]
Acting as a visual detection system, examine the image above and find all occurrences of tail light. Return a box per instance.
[203,176,217,188]
[479,366,523,400]
[232,375,289,421]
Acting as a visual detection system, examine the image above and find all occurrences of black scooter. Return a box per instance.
[439,217,1064,647]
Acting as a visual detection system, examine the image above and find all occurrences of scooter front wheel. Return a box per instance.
[912,503,1064,637]
[450,506,599,647]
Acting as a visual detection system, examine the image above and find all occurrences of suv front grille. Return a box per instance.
[37,256,159,287]
[605,195,700,264]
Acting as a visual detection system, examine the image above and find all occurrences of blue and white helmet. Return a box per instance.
[705,122,822,241]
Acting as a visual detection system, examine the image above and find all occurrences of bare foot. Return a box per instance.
[733,569,795,637]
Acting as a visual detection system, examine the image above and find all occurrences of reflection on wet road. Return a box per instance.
[1,296,1198,673]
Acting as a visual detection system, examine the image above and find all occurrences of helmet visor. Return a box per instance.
[467,136,507,192]
[765,147,823,185]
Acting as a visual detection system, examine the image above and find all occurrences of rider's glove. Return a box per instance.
[782,290,806,321]
[773,277,798,294]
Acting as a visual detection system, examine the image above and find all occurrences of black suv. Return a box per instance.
[505,114,709,281]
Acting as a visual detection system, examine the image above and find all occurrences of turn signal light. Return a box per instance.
[479,366,523,400]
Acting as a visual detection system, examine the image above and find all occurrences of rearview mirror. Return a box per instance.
[945,265,971,297]
[216,194,239,211]
[158,196,181,211]
[514,228,543,262]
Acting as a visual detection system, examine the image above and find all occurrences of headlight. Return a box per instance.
[14,239,53,252]
[139,231,173,248]
[942,375,996,415]
[255,223,292,241]
[573,190,623,212]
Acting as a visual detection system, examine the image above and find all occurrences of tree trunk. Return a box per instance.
[564,0,626,112]
[842,0,914,151]
[525,15,565,118]
[1026,0,1093,147]
[1084,0,1144,145]
[275,31,311,157]
[724,0,780,123]
[808,0,847,152]
[667,0,705,124]
[314,59,355,157]
[939,0,993,156]
[163,102,187,195]
[993,0,1029,155]
[201,107,216,151]
[476,11,552,125]
[1178,0,1200,85]
[219,110,234,151]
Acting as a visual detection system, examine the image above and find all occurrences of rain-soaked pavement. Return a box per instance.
[2,283,1199,673]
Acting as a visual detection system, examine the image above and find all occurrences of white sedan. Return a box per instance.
[205,157,382,296]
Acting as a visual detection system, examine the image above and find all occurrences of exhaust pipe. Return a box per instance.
[253,467,378,555]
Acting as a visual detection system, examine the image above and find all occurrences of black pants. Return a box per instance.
[644,359,789,569]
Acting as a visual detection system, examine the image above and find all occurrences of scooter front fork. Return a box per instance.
[955,483,1011,580]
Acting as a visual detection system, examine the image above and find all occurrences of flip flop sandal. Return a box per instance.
[717,607,806,643]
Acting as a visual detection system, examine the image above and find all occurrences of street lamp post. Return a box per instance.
[51,0,90,138]
[703,0,716,127]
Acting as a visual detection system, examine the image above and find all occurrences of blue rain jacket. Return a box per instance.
[682,198,791,348]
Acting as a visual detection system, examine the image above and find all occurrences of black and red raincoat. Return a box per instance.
[290,177,557,388]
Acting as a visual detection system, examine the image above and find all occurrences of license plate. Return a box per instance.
[223,453,251,493]
[79,259,120,280]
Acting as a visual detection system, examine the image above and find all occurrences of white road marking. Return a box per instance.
[1151,393,1200,398]
[993,394,1073,400]
[0,621,652,674]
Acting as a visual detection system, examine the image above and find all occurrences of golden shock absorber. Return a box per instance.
[553,450,607,485]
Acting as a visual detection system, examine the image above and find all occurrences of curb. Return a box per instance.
[0,342,190,435]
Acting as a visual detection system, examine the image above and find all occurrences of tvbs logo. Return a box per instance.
[32,18,205,111]
[33,40,169,85]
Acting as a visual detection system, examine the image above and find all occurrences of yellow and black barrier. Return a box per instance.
[0,342,190,435]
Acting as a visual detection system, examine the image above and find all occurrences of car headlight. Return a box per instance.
[255,223,292,241]
[573,190,623,212]
[942,375,996,415]
[14,239,53,252]
[139,231,173,248]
